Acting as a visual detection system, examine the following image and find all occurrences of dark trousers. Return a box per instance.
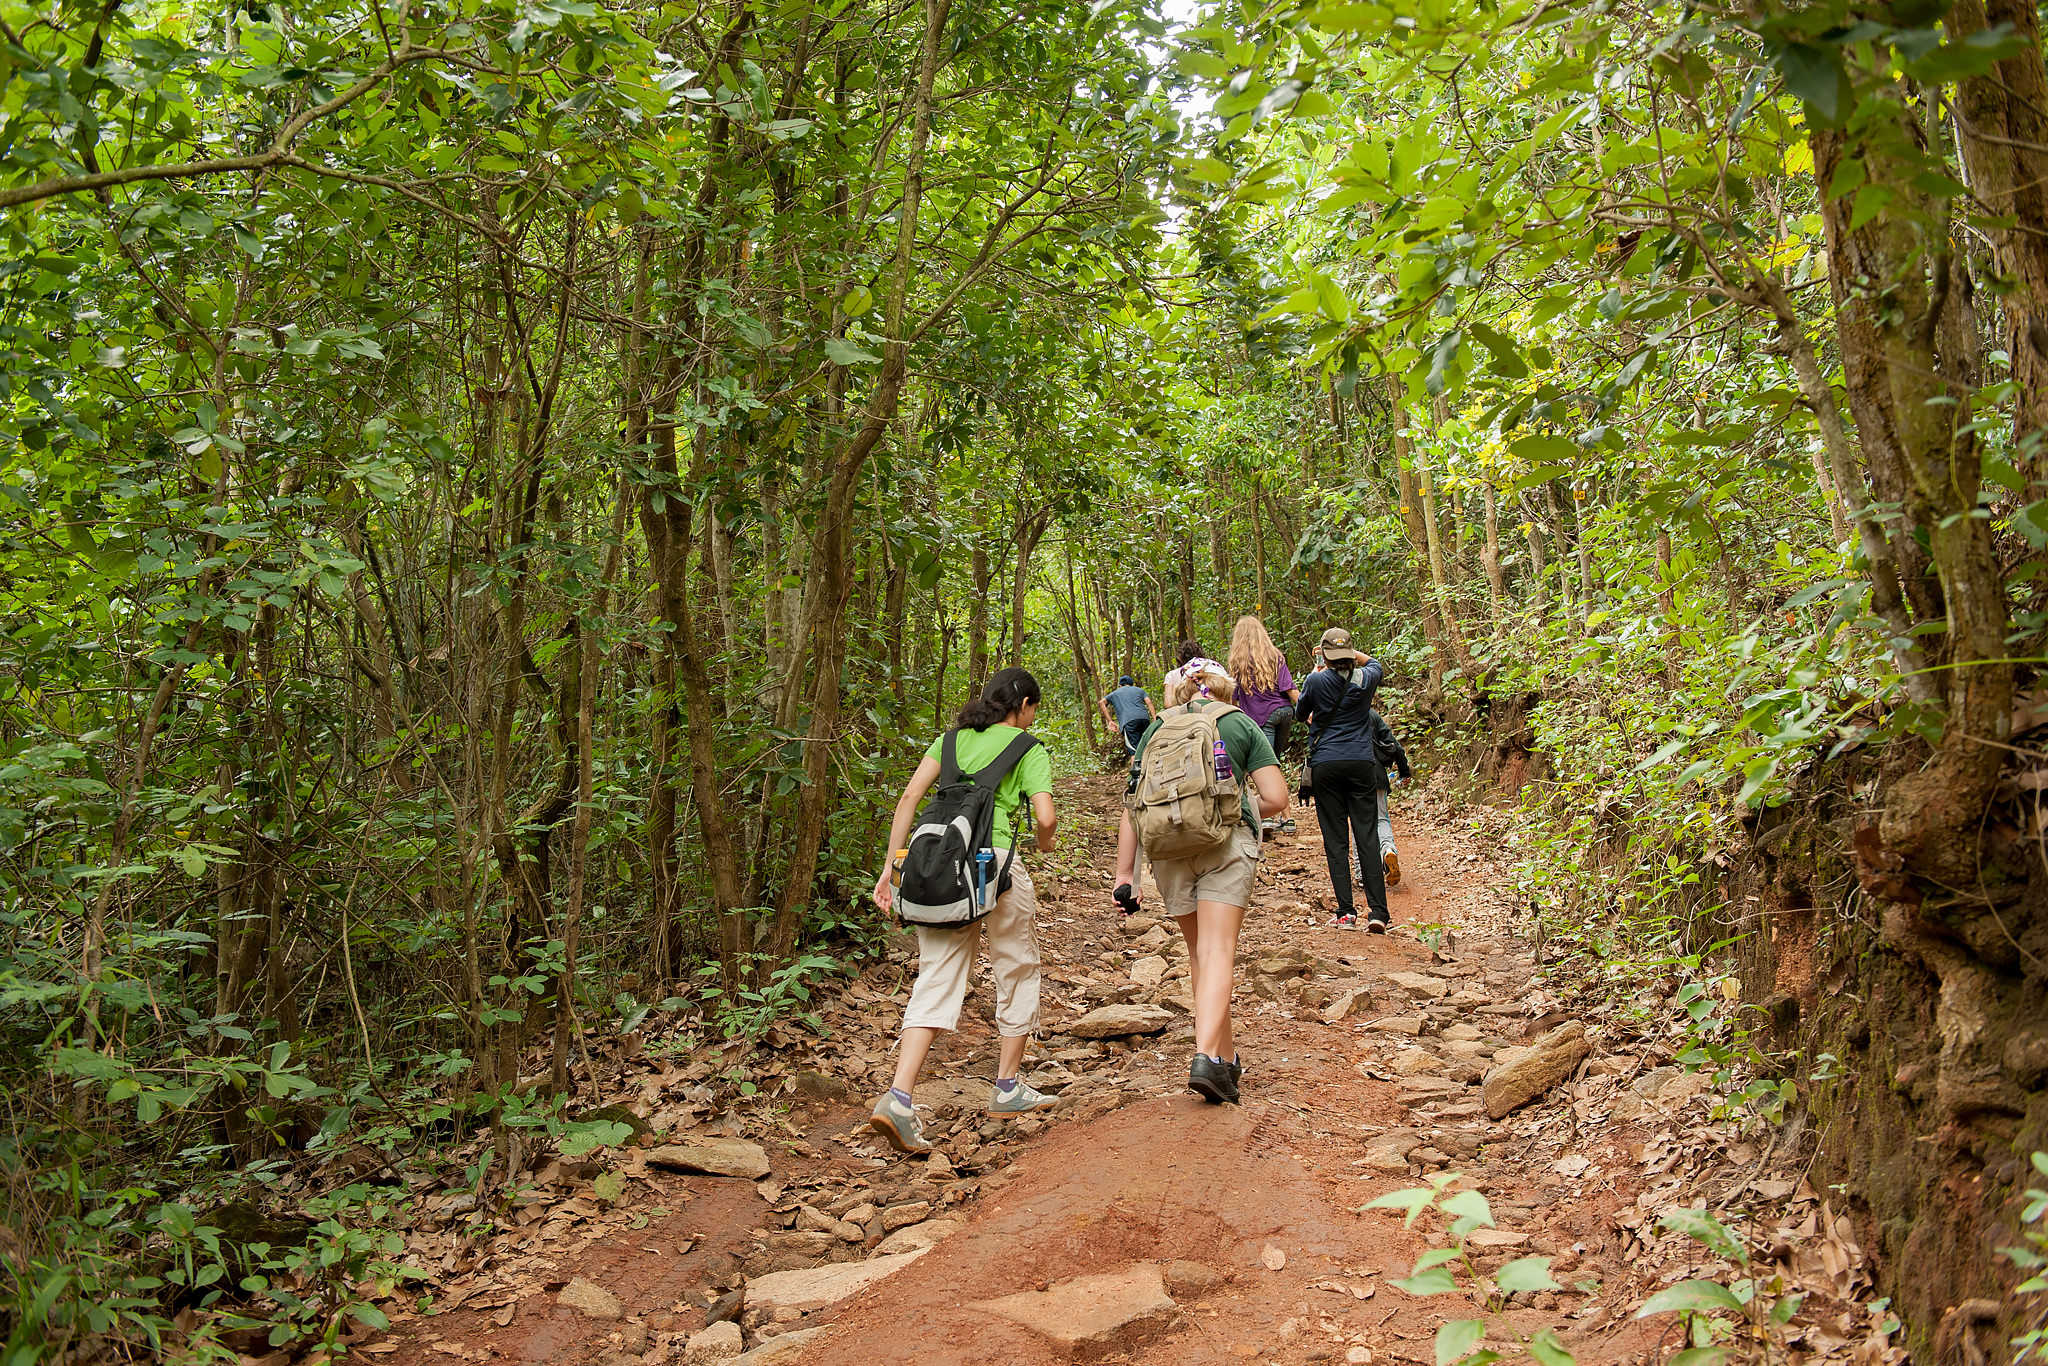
[1311,759,1387,920]
[1121,717,1149,752]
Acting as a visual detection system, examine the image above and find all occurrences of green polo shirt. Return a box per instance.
[923,725,1053,849]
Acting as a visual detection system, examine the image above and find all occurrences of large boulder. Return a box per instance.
[1480,1020,1590,1119]
[969,1263,1178,1355]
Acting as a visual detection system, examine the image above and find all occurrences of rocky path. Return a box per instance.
[370,774,1902,1366]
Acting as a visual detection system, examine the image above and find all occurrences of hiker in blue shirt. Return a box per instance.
[1295,627,1389,932]
[1097,675,1156,754]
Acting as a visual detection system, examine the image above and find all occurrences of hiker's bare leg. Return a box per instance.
[997,1032,1030,1079]
[891,1026,939,1095]
[1175,911,1203,1014]
[1190,900,1245,1059]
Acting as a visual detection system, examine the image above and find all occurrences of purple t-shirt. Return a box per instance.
[1236,659,1296,727]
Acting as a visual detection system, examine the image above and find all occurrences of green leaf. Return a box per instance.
[1527,1327,1577,1366]
[823,337,880,366]
[1468,322,1528,379]
[350,1303,391,1331]
[1435,1319,1487,1366]
[1393,1266,1459,1296]
[559,1120,632,1157]
[1658,1208,1744,1262]
[1775,43,1849,127]
[1635,1280,1746,1318]
[593,1171,626,1203]
[1440,1188,1494,1230]
[1668,1350,1733,1366]
[1493,1256,1562,1294]
[1360,1186,1435,1225]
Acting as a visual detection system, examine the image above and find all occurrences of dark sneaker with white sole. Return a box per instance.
[1190,1053,1240,1105]
[1367,912,1391,935]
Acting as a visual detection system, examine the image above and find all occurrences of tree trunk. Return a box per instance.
[1481,478,1505,628]
[1813,98,2014,886]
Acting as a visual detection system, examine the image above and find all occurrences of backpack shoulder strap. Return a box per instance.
[937,729,964,786]
[971,731,1042,791]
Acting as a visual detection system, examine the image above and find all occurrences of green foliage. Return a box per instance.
[2005,1152,2048,1361]
[1360,1175,1573,1365]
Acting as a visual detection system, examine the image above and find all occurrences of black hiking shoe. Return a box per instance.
[1367,911,1391,935]
[1190,1053,1239,1105]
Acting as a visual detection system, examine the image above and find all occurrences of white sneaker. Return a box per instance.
[988,1079,1059,1114]
[867,1092,931,1152]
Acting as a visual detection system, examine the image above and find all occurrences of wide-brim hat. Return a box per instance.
[1318,627,1360,663]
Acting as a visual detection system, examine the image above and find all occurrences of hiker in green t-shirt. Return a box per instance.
[866,668,1059,1153]
[1112,659,1289,1106]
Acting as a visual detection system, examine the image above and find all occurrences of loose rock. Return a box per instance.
[1066,1003,1174,1038]
[880,1201,930,1231]
[1367,1015,1425,1035]
[874,1216,962,1256]
[1129,955,1168,989]
[1385,971,1451,1000]
[1321,988,1370,1023]
[644,1137,772,1180]
[683,1319,744,1362]
[730,1327,823,1365]
[1480,1020,1591,1119]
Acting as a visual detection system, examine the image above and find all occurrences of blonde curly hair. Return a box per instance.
[1166,665,1235,707]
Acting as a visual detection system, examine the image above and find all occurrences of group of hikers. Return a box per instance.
[866,615,1413,1149]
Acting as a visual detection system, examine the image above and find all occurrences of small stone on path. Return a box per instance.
[1367,1015,1424,1034]
[1129,955,1168,989]
[1321,988,1369,1023]
[683,1319,743,1362]
[1261,1243,1287,1270]
[557,1277,623,1319]
[730,1328,823,1365]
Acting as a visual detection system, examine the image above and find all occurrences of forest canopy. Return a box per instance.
[4,0,2047,1357]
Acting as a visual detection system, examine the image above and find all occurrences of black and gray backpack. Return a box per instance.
[896,729,1041,928]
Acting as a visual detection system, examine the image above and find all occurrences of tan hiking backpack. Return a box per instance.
[1126,702,1243,861]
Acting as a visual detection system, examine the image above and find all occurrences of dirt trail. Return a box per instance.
[374,773,1892,1366]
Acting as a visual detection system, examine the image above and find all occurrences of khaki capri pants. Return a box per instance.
[900,853,1041,1037]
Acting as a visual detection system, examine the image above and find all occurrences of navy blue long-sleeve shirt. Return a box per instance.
[1294,659,1384,765]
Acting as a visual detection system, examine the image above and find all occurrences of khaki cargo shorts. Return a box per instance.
[1148,826,1262,918]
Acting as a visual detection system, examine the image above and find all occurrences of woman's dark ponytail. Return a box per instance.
[956,666,1042,730]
